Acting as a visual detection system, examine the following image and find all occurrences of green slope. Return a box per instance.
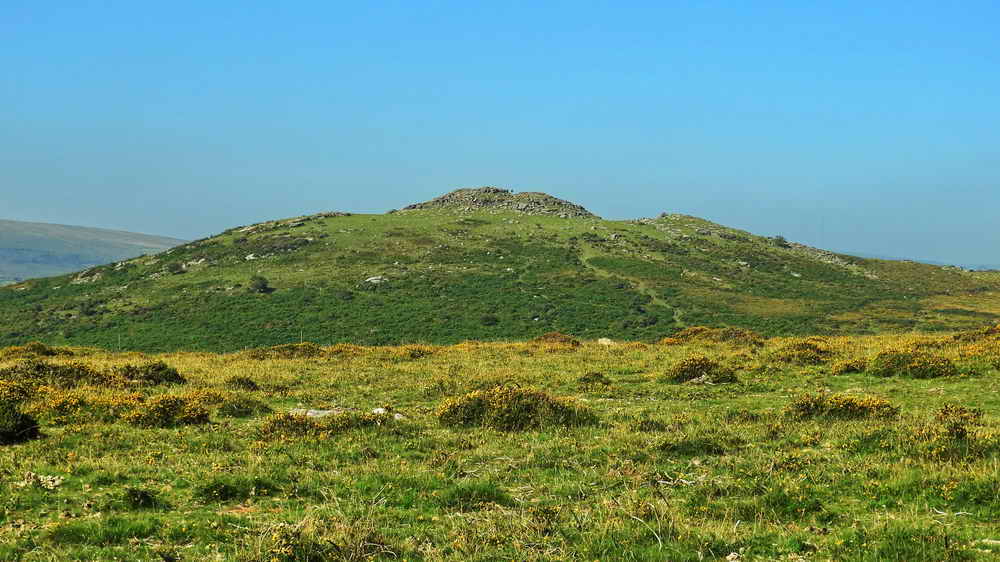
[2,188,999,351]
[0,219,186,284]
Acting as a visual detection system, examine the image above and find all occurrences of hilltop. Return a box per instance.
[0,219,186,285]
[1,187,999,351]
[401,186,598,218]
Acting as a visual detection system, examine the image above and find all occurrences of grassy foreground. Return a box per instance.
[2,328,1000,561]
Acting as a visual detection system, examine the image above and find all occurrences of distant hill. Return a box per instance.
[2,186,999,352]
[0,219,186,284]
[841,250,1000,272]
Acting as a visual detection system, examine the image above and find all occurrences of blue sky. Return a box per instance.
[3,1,998,266]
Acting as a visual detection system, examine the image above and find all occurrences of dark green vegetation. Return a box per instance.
[3,188,1000,352]
[0,219,185,285]
[3,330,1000,560]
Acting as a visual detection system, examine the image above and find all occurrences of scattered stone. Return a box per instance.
[597,337,614,346]
[17,472,64,490]
[288,408,344,418]
[70,270,102,285]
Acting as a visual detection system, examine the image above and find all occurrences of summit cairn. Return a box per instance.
[402,186,599,218]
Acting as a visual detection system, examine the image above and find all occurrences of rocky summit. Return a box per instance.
[401,186,598,218]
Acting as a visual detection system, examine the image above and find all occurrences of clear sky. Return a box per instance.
[3,1,998,266]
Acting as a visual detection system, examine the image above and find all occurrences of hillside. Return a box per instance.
[2,187,999,351]
[0,219,186,284]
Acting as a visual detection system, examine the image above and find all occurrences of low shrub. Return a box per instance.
[867,349,959,379]
[0,360,103,389]
[123,395,210,428]
[257,411,392,439]
[627,417,670,432]
[243,342,327,360]
[224,375,260,391]
[530,332,581,347]
[195,476,276,502]
[724,409,763,423]
[668,326,765,348]
[122,487,161,509]
[325,343,366,358]
[830,357,867,375]
[785,393,899,420]
[393,344,438,360]
[0,380,31,403]
[438,480,514,510]
[665,355,737,384]
[908,404,997,460]
[770,338,833,365]
[933,404,984,439]
[108,361,186,386]
[437,386,598,431]
[218,396,272,418]
[182,388,228,408]
[0,401,41,445]
[659,428,743,456]
[0,341,70,360]
[952,324,1000,343]
[577,372,611,386]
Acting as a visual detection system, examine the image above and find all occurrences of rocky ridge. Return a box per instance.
[401,186,599,218]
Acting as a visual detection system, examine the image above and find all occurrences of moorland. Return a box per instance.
[2,326,1000,560]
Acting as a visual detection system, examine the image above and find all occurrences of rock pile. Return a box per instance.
[402,186,599,218]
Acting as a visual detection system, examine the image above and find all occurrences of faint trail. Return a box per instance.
[577,245,680,323]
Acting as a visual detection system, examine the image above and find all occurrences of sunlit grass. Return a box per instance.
[2,328,1000,560]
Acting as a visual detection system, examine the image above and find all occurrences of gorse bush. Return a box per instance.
[217,396,272,418]
[908,404,998,461]
[242,342,327,360]
[123,395,210,428]
[257,411,393,439]
[668,326,765,348]
[530,332,581,347]
[25,389,142,425]
[785,393,900,420]
[437,386,598,431]
[867,349,959,379]
[830,357,867,376]
[771,338,833,365]
[577,371,611,386]
[224,375,259,391]
[665,355,736,383]
[109,361,186,386]
[122,487,161,510]
[0,360,103,389]
[0,380,31,403]
[0,341,70,360]
[0,400,40,445]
